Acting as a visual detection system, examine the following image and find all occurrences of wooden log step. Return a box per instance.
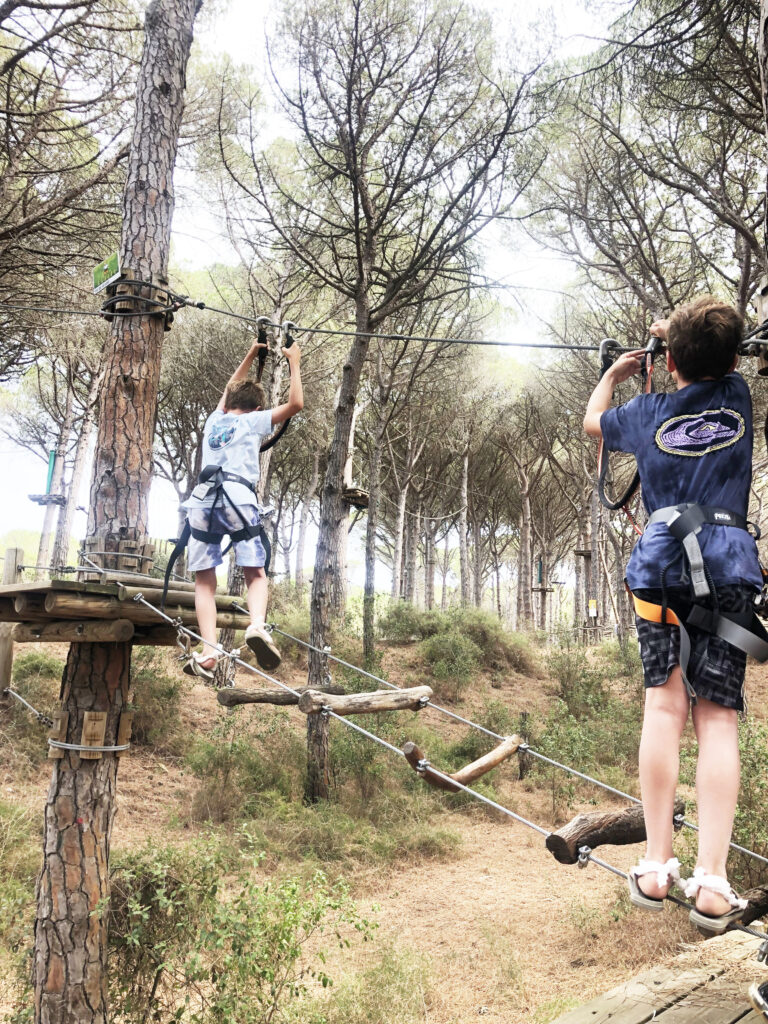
[217,684,347,708]
[402,737,522,793]
[452,734,522,786]
[402,741,463,792]
[545,799,687,865]
[43,592,251,630]
[101,571,225,594]
[298,685,432,716]
[12,619,135,643]
[742,884,768,926]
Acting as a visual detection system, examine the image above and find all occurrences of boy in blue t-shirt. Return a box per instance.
[183,338,303,678]
[584,296,760,934]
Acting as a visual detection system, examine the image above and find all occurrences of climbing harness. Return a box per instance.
[161,465,273,609]
[630,503,768,698]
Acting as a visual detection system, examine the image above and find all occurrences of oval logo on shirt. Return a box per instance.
[655,408,745,457]
[208,424,236,450]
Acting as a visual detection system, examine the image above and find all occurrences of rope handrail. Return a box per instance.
[257,615,768,869]
[126,594,768,949]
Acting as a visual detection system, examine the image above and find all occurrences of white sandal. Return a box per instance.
[684,867,747,934]
[628,857,682,911]
[182,651,219,681]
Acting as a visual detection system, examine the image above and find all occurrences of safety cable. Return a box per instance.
[126,594,767,946]
[254,614,768,869]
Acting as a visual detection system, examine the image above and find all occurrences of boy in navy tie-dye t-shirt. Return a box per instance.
[584,297,760,934]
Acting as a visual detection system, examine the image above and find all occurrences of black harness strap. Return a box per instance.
[162,466,271,609]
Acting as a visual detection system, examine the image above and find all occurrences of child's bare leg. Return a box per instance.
[243,566,268,624]
[691,698,740,916]
[637,666,689,898]
[194,568,219,667]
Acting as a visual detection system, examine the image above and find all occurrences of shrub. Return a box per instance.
[379,601,440,643]
[420,630,481,698]
[447,607,534,674]
[3,651,63,766]
[130,648,187,754]
[187,710,305,822]
[108,837,375,1023]
[547,642,607,718]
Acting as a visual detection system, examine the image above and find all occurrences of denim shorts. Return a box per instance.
[634,585,754,711]
[187,504,266,572]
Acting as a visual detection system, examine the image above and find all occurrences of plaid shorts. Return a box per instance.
[634,585,755,711]
[187,504,266,572]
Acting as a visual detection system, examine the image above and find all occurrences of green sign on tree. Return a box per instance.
[92,252,121,293]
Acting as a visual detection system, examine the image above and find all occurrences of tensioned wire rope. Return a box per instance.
[115,593,768,946]
[230,607,768,870]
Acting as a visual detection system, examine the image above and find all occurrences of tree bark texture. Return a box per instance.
[34,2,199,1020]
[363,410,385,665]
[459,448,470,605]
[37,389,73,576]
[34,642,132,1024]
[295,452,319,591]
[87,0,197,550]
[391,486,408,599]
[52,372,101,572]
[759,0,768,261]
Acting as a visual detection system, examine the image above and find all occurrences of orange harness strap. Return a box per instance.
[631,593,680,627]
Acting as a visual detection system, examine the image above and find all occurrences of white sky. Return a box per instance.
[0,0,606,557]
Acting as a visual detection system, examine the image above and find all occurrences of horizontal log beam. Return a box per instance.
[298,685,432,716]
[217,684,347,708]
[43,592,250,631]
[0,598,47,623]
[545,799,687,865]
[12,619,135,643]
[452,735,522,786]
[132,626,183,646]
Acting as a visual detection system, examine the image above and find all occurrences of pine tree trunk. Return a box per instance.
[307,291,372,800]
[440,535,450,611]
[295,452,319,592]
[472,516,482,608]
[424,520,436,611]
[759,0,768,264]
[458,447,470,604]
[390,487,407,599]
[33,3,199,1018]
[37,389,74,576]
[52,371,101,572]
[363,410,385,666]
[518,495,534,631]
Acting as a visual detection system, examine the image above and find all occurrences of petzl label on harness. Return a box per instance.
[655,408,744,457]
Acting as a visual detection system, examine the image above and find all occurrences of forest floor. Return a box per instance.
[2,638,767,1022]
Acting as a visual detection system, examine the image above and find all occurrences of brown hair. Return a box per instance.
[667,296,742,381]
[224,379,266,411]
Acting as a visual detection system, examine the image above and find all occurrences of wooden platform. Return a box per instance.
[0,576,250,646]
[551,931,766,1024]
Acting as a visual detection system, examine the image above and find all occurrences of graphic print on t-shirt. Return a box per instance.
[655,408,744,457]
[208,422,236,450]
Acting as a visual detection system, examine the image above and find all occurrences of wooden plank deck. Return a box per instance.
[551,931,766,1024]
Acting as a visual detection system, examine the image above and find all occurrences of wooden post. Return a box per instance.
[32,4,200,1022]
[0,547,23,689]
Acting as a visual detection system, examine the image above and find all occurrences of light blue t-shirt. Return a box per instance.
[183,408,273,510]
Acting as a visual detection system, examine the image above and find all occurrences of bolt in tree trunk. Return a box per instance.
[33,3,199,1020]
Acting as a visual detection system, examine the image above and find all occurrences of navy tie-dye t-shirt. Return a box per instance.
[600,372,762,591]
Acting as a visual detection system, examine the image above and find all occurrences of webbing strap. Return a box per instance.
[646,504,750,601]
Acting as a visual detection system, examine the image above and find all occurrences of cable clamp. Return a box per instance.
[323,672,333,689]
[323,645,332,654]
[132,592,144,602]
[673,812,685,831]
[416,758,430,774]
[517,742,530,752]
[265,622,276,634]
[226,647,242,662]
[320,705,331,718]
[758,937,768,964]
[417,695,430,710]
[577,845,592,869]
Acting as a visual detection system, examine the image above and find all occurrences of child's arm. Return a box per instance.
[216,339,268,411]
[270,344,303,425]
[583,350,645,438]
